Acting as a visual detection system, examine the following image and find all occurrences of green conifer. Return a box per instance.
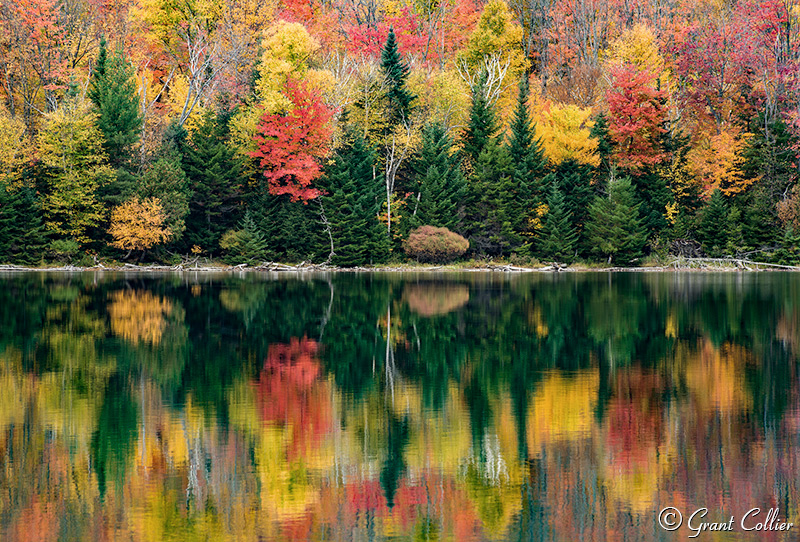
[181,110,241,254]
[89,38,143,170]
[585,176,647,265]
[461,70,498,167]
[380,28,415,125]
[507,77,550,250]
[410,123,466,231]
[320,131,389,266]
[539,179,577,262]
[698,189,729,256]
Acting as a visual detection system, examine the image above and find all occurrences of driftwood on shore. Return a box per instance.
[2,257,800,273]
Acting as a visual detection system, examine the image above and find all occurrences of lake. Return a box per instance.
[0,271,798,541]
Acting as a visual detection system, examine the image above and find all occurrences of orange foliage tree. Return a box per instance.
[108,196,172,254]
[250,78,333,202]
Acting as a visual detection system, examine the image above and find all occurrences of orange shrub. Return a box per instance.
[403,226,469,263]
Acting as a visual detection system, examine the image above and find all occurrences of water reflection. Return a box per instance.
[0,271,799,540]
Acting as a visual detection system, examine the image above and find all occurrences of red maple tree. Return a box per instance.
[607,65,669,173]
[250,78,333,202]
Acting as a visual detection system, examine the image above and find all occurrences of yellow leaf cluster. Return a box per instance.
[0,105,28,188]
[686,128,752,198]
[534,102,600,166]
[459,0,528,75]
[109,196,172,251]
[604,24,666,79]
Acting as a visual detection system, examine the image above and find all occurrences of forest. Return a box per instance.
[1,0,799,266]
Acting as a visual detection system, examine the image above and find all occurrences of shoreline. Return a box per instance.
[1,257,799,274]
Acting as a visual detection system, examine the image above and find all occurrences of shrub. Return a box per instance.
[404,226,469,263]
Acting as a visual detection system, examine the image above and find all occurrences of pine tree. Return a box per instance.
[698,189,729,256]
[89,38,143,170]
[0,183,48,265]
[539,179,577,262]
[380,28,415,125]
[181,109,241,254]
[320,131,389,266]
[554,158,594,253]
[409,123,466,231]
[585,176,647,265]
[219,212,267,264]
[507,76,550,249]
[464,139,516,256]
[462,70,498,167]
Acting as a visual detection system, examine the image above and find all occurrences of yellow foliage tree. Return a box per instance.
[604,24,666,80]
[0,105,28,188]
[109,196,172,253]
[458,0,527,74]
[534,102,600,166]
[686,128,752,198]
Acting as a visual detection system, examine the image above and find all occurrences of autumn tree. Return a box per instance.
[251,78,333,202]
[606,66,668,173]
[109,196,172,256]
[38,98,115,245]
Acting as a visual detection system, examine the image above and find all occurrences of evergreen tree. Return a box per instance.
[409,123,466,231]
[698,189,729,256]
[139,155,191,243]
[0,183,47,265]
[585,176,647,265]
[507,77,550,250]
[89,38,143,170]
[554,159,594,253]
[464,139,516,256]
[380,28,415,125]
[461,70,497,167]
[320,131,389,266]
[181,109,241,254]
[539,179,577,262]
[219,212,268,264]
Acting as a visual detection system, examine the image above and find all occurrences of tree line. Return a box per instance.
[1,0,799,266]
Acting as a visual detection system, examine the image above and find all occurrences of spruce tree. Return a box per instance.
[698,189,729,256]
[0,183,47,265]
[585,176,647,265]
[320,131,389,266]
[462,70,498,167]
[181,109,241,254]
[220,212,267,264]
[554,159,594,253]
[380,28,415,125]
[507,76,550,250]
[539,179,577,262]
[410,123,466,231]
[464,139,516,256]
[89,38,143,170]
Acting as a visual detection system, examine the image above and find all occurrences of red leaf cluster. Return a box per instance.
[250,78,333,202]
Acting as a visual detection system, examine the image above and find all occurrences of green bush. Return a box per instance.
[404,226,469,263]
[48,239,80,264]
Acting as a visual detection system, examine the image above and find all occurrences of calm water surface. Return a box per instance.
[1,271,799,541]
